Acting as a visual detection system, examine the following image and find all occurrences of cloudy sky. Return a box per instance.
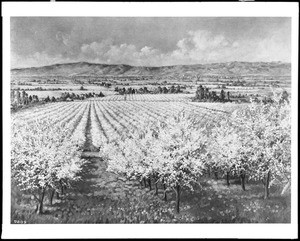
[11,17,291,68]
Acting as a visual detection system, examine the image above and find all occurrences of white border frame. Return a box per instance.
[2,2,298,239]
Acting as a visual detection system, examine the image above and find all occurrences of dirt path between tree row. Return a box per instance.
[23,104,290,224]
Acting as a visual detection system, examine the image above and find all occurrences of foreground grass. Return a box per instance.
[11,157,291,224]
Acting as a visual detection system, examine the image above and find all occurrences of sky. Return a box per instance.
[11,17,291,68]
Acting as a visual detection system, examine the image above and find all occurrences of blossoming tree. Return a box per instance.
[231,92,291,198]
[101,110,208,213]
[11,119,85,214]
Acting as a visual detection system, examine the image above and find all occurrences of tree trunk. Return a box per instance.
[143,177,147,188]
[281,181,291,195]
[56,191,60,199]
[36,188,45,214]
[148,178,152,191]
[61,185,64,195]
[226,171,230,186]
[50,189,55,205]
[175,185,181,213]
[240,173,246,191]
[59,180,63,196]
[36,203,41,214]
[155,182,158,195]
[214,171,218,180]
[264,170,271,199]
[163,181,167,201]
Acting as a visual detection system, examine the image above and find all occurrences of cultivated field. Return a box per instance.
[11,94,291,224]
[95,93,194,102]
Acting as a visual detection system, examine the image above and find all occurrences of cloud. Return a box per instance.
[76,30,238,66]
[79,41,163,66]
[164,30,238,65]
[56,31,71,46]
[241,30,291,62]
[167,29,290,64]
[81,39,113,58]
[11,51,71,69]
[11,29,291,68]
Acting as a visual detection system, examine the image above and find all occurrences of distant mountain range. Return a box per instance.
[11,61,291,77]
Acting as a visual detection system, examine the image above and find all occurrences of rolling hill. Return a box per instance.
[11,61,291,78]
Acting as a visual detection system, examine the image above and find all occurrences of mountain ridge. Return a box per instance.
[11,61,291,77]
